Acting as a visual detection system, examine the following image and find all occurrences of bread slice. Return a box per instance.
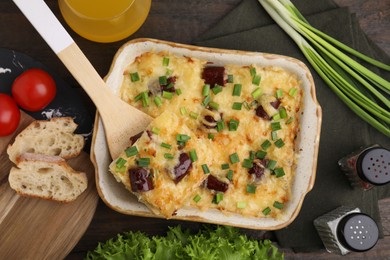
[8,153,88,203]
[7,117,84,163]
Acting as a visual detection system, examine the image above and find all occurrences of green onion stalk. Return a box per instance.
[258,0,390,137]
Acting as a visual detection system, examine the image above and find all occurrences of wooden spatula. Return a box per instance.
[12,0,153,159]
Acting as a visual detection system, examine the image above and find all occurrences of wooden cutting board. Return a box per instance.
[0,111,99,259]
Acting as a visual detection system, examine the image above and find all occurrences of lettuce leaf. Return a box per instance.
[85,225,284,260]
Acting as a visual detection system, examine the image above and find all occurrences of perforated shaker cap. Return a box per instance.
[337,213,379,252]
[357,147,390,185]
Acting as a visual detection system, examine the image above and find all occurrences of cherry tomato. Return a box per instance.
[12,68,56,111]
[0,93,21,136]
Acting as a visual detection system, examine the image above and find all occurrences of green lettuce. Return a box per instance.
[85,225,284,260]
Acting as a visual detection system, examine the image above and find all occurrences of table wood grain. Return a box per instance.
[0,0,389,259]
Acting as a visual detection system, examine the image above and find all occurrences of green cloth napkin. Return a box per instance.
[194,0,390,251]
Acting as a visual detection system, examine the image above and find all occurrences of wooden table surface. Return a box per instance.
[1,0,389,259]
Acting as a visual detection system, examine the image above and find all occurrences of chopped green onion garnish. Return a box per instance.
[180,107,187,115]
[289,88,298,97]
[262,207,271,216]
[193,194,201,203]
[125,146,138,157]
[130,72,140,82]
[162,57,170,66]
[229,153,240,164]
[154,96,163,107]
[217,120,225,132]
[175,88,182,95]
[271,131,278,141]
[209,101,220,110]
[176,134,191,142]
[159,76,168,85]
[208,133,215,140]
[202,95,211,107]
[274,138,285,148]
[232,102,242,110]
[227,74,234,83]
[166,83,174,89]
[286,117,294,124]
[249,151,255,161]
[115,157,127,168]
[137,157,150,167]
[279,107,287,119]
[151,127,160,135]
[261,140,272,150]
[141,92,149,107]
[228,119,239,131]
[233,84,242,96]
[256,150,267,159]
[213,193,224,204]
[212,85,223,95]
[166,68,173,76]
[189,111,199,119]
[221,163,230,170]
[237,202,247,209]
[134,93,143,102]
[116,166,126,173]
[160,142,172,150]
[276,89,283,98]
[246,184,257,194]
[271,122,282,131]
[273,201,284,209]
[273,113,281,121]
[202,84,210,96]
[250,67,257,77]
[189,149,198,162]
[162,91,173,100]
[202,164,210,174]
[267,160,277,170]
[243,101,252,110]
[252,75,261,85]
[164,153,174,159]
[242,159,253,169]
[251,88,262,99]
[227,170,234,181]
[274,168,285,178]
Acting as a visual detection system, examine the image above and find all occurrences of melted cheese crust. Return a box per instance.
[115,51,302,219]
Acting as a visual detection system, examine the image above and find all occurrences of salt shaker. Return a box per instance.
[314,206,379,255]
[338,144,390,190]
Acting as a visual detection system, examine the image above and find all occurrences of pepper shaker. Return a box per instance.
[314,206,379,255]
[338,144,390,190]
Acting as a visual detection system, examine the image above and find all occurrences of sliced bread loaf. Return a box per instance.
[8,153,88,203]
[7,117,84,163]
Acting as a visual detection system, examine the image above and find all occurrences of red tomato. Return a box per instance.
[12,68,56,111]
[0,94,21,136]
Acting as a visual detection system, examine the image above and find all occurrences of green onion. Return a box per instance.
[176,134,191,142]
[202,95,211,107]
[271,131,278,141]
[227,74,234,83]
[202,84,210,96]
[250,67,257,77]
[271,122,282,131]
[180,107,187,115]
[232,102,243,110]
[189,111,199,119]
[246,184,257,194]
[221,163,230,170]
[251,88,262,99]
[116,157,127,168]
[243,101,252,110]
[162,91,173,100]
[164,153,174,159]
[189,149,198,162]
[286,116,294,124]
[137,157,150,167]
[229,153,240,164]
[242,159,254,169]
[125,146,138,157]
[116,166,126,173]
[193,194,201,203]
[249,151,255,161]
[252,75,261,85]
[279,107,288,119]
[274,167,285,178]
[141,92,149,107]
[208,133,215,140]
[151,127,160,135]
[212,85,223,95]
[134,93,143,102]
[276,89,283,98]
[262,207,271,216]
[217,120,225,132]
[166,83,174,89]
[233,84,242,96]
[213,193,224,204]
[274,138,285,148]
[273,201,284,209]
[261,140,272,150]
[209,101,220,110]
[130,72,140,82]
[166,68,173,76]
[273,113,281,121]
[227,170,234,181]
[175,88,182,95]
[163,57,170,66]
[267,160,277,170]
[256,150,267,159]
[237,202,247,209]
[154,96,163,107]
[258,0,390,137]
[288,87,298,97]
[160,142,172,149]
[228,119,239,131]
[159,76,168,85]
[202,164,210,174]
